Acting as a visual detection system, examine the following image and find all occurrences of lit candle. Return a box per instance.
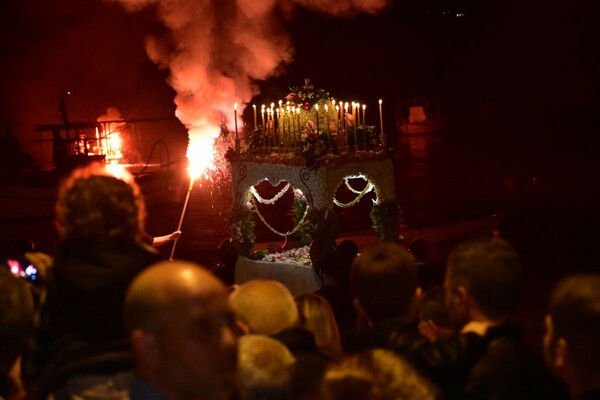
[296,107,301,138]
[335,105,340,147]
[264,108,269,148]
[379,99,385,147]
[338,103,343,133]
[270,103,275,146]
[362,104,367,149]
[362,104,366,127]
[261,105,266,130]
[344,102,349,147]
[291,105,296,142]
[315,103,320,132]
[285,104,294,147]
[353,103,357,151]
[276,108,281,148]
[253,104,257,130]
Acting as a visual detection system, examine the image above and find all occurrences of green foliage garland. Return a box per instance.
[370,200,400,242]
[292,198,312,247]
[228,203,256,256]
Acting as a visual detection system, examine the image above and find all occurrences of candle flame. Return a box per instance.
[379,99,383,104]
[234,103,238,110]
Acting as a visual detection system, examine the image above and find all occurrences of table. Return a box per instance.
[235,256,323,296]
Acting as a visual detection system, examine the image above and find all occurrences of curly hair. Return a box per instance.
[55,163,146,245]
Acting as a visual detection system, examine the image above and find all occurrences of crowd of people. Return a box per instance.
[1,162,599,400]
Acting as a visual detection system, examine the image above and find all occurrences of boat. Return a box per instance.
[396,98,447,135]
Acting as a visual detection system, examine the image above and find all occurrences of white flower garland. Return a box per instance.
[334,182,374,208]
[250,183,291,205]
[251,195,309,237]
[344,177,368,194]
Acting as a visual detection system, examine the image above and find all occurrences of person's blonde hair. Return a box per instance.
[237,334,295,400]
[296,293,342,357]
[320,349,442,400]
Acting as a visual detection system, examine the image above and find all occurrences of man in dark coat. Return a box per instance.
[345,242,460,394]
[443,237,567,399]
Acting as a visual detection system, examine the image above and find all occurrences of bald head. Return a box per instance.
[230,280,299,335]
[124,261,238,400]
[124,260,226,333]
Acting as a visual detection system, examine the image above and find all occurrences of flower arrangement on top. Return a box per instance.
[285,80,330,109]
[226,79,385,168]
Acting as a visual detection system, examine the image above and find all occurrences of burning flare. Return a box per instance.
[107,0,388,174]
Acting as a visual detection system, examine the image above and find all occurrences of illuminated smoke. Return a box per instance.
[107,0,388,171]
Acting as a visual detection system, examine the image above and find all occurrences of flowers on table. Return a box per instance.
[262,245,312,265]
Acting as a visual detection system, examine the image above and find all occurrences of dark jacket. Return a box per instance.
[344,318,567,399]
[462,322,568,400]
[345,317,470,397]
[24,241,161,397]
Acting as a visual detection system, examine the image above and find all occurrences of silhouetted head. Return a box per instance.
[352,243,418,323]
[55,162,145,246]
[229,280,299,335]
[544,274,600,394]
[445,237,522,328]
[237,334,295,400]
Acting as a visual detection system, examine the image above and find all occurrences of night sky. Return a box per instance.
[0,0,598,161]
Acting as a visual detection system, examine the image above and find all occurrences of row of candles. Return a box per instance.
[233,99,385,152]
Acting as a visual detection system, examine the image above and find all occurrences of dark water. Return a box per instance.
[2,129,599,345]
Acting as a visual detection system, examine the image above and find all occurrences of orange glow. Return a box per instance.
[106,131,123,162]
[186,125,220,179]
[97,108,126,163]
[105,163,128,180]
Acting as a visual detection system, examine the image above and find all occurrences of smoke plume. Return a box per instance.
[107,0,388,168]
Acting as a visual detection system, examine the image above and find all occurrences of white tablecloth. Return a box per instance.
[235,257,323,296]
